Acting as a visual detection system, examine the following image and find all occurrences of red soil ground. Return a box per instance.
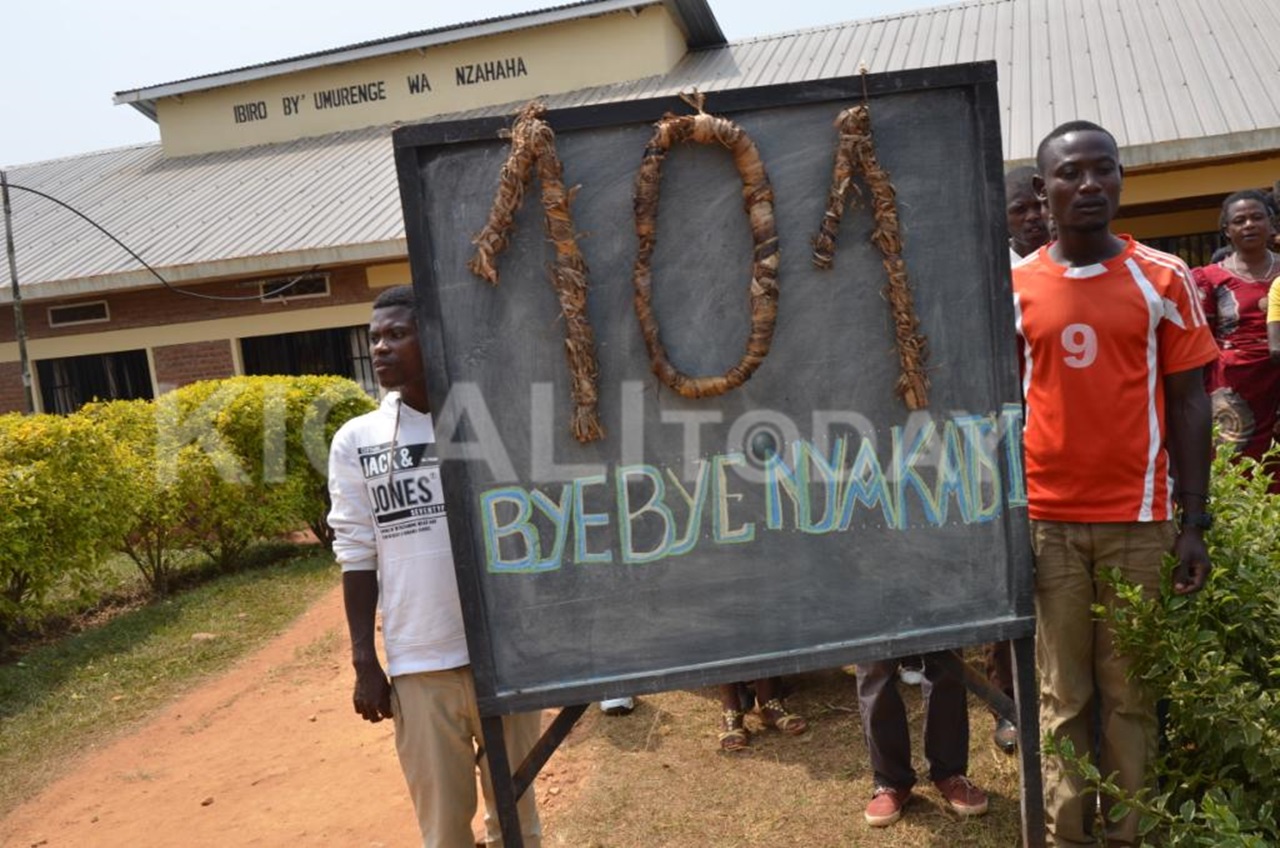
[0,585,562,847]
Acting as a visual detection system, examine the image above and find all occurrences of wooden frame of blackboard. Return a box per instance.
[393,60,1044,846]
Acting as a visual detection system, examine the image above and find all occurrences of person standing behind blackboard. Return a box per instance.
[1007,165,1050,266]
[716,678,807,751]
[856,653,989,826]
[328,285,543,847]
[985,166,1053,758]
[1014,122,1216,846]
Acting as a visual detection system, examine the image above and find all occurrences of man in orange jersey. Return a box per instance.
[1013,121,1217,847]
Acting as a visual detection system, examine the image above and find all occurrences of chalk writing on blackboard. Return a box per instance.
[478,404,1025,573]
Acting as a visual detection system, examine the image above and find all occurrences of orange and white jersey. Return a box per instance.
[1012,236,1218,522]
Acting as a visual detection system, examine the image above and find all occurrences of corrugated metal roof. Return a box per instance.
[3,127,404,301]
[576,0,1280,166]
[7,0,1280,301]
[339,0,1280,161]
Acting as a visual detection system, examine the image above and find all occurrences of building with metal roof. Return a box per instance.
[113,0,725,121]
[3,0,1278,414]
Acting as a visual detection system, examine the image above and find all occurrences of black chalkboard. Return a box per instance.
[393,62,1032,716]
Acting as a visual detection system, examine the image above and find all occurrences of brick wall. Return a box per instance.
[3,265,379,409]
[153,339,236,394]
[17,265,374,341]
[0,361,29,414]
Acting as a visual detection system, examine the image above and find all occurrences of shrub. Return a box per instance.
[1063,448,1280,846]
[0,412,134,641]
[276,375,378,548]
[154,376,374,568]
[164,377,305,569]
[83,376,374,591]
[80,399,199,595]
[0,376,373,639]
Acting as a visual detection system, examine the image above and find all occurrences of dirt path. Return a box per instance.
[0,585,512,847]
[0,584,1027,846]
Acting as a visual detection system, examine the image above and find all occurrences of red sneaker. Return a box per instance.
[864,785,910,827]
[934,774,989,817]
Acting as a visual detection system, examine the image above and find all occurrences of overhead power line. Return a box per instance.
[2,181,319,302]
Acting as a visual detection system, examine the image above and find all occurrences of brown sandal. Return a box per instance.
[718,709,750,751]
[760,698,808,736]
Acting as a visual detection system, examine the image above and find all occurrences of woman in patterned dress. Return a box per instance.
[1193,190,1280,487]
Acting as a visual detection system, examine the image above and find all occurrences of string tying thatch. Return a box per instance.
[632,91,780,399]
[811,102,930,410]
[468,101,604,443]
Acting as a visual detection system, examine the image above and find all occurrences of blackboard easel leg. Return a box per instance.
[1012,635,1047,848]
[955,649,1016,722]
[480,715,524,848]
[483,704,591,848]
[512,703,589,797]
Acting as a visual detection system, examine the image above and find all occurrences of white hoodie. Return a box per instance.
[327,392,469,677]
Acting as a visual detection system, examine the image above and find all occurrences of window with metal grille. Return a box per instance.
[48,300,109,327]
[36,349,153,414]
[241,325,376,395]
[1144,231,1223,269]
[259,274,330,302]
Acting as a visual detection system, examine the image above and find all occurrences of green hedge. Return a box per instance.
[1,375,375,637]
[1062,448,1280,846]
[0,412,135,635]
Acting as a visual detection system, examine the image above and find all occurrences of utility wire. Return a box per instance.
[4,181,320,302]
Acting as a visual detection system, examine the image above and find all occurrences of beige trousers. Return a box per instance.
[391,666,542,848]
[1032,519,1174,847]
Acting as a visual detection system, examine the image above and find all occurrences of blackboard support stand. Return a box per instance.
[484,704,591,848]
[480,715,524,848]
[952,649,1016,723]
[945,643,1046,847]
[1011,635,1046,848]
[485,658,1047,847]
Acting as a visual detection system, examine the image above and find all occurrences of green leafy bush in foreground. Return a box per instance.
[81,398,199,596]
[1,376,374,641]
[1060,448,1280,846]
[0,413,135,641]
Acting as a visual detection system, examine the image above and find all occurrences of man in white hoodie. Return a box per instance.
[327,285,542,847]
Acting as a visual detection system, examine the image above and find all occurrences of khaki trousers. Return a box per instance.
[1031,520,1174,847]
[391,666,542,848]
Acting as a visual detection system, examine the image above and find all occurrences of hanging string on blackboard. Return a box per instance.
[810,66,931,410]
[631,90,781,400]
[468,100,604,444]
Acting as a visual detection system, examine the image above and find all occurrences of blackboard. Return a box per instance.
[393,62,1033,715]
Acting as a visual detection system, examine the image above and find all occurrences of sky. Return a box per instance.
[0,0,944,168]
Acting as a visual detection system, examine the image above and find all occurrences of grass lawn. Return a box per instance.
[539,668,1028,847]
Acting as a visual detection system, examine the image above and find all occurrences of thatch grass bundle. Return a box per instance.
[812,103,930,410]
[632,92,780,399]
[469,101,603,443]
